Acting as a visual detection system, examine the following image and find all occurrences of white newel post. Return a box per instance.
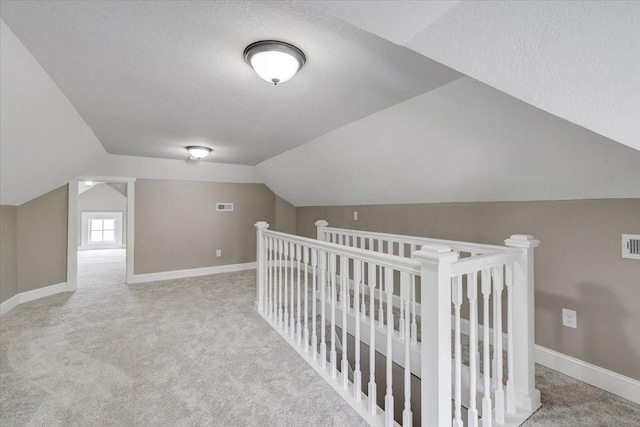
[504,234,541,412]
[315,220,329,241]
[413,244,459,427]
[254,221,269,312]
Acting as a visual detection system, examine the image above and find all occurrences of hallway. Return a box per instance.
[77,248,126,288]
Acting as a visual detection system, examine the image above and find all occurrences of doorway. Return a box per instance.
[67,178,135,291]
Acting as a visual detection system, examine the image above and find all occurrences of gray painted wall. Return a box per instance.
[16,185,68,293]
[275,195,296,234]
[0,205,18,303]
[297,199,640,380]
[134,180,275,275]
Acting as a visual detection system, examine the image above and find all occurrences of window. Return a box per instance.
[89,219,116,243]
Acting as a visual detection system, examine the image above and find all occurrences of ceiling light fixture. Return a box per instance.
[244,40,306,85]
[187,146,212,160]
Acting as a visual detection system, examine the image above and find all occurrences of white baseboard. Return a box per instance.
[534,345,640,404]
[0,282,68,316]
[0,294,19,316]
[129,262,257,284]
[459,318,640,404]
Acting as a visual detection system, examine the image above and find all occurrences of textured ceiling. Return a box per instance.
[259,77,640,207]
[0,21,106,206]
[310,1,640,152]
[0,0,461,165]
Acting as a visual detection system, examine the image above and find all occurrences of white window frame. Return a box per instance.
[80,211,123,250]
[88,218,117,244]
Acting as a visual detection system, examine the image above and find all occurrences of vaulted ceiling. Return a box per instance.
[308,1,640,152]
[0,0,460,165]
[1,1,638,207]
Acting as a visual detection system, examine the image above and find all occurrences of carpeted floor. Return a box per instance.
[77,248,126,288]
[1,270,638,426]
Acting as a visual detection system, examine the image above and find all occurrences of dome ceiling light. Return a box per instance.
[187,146,212,160]
[243,40,306,85]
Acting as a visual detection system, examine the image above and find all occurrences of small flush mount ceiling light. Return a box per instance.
[244,40,306,85]
[187,146,212,160]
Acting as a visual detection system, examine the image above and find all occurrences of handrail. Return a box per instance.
[323,226,507,254]
[256,223,540,426]
[450,249,522,276]
[264,230,421,275]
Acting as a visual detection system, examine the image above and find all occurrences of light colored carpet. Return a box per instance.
[1,270,638,426]
[77,248,126,288]
[0,270,367,426]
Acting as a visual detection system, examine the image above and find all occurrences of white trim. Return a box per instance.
[67,180,79,291]
[0,294,19,316]
[129,262,256,284]
[68,177,135,291]
[534,345,640,404]
[459,318,640,404]
[258,311,387,427]
[126,181,135,285]
[76,176,137,184]
[0,282,68,316]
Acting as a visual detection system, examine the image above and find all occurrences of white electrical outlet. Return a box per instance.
[562,308,577,329]
[353,211,358,221]
[216,250,222,257]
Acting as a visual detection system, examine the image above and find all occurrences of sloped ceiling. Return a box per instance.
[258,77,640,206]
[1,2,638,208]
[0,0,461,165]
[309,1,640,152]
[0,20,106,206]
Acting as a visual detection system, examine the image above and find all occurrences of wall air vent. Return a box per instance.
[622,234,640,259]
[216,203,234,212]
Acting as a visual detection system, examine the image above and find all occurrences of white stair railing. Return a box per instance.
[254,221,540,426]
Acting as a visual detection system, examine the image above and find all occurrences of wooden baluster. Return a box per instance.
[296,244,302,346]
[411,274,418,346]
[493,266,505,424]
[270,238,275,319]
[290,242,296,339]
[303,246,309,353]
[281,240,287,330]
[278,239,284,329]
[492,268,498,391]
[453,275,463,427]
[311,249,318,360]
[384,267,394,427]
[467,272,479,427]
[353,260,362,400]
[378,239,384,328]
[273,238,278,320]
[471,253,481,377]
[341,256,349,388]
[337,235,344,305]
[359,238,367,319]
[505,263,516,415]
[264,237,270,317]
[399,243,406,339]
[402,271,413,427]
[330,253,338,378]
[368,263,377,415]
[320,250,327,369]
[481,269,493,427]
[327,234,333,300]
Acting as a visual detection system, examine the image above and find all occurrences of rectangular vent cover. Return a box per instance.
[622,234,640,259]
[216,203,234,212]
